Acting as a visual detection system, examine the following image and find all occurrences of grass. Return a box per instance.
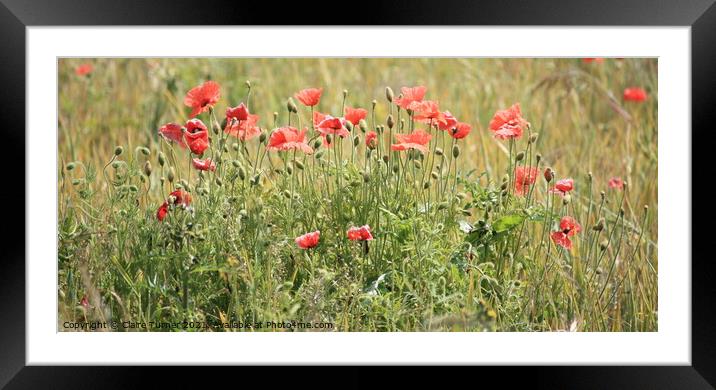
[58,58,657,331]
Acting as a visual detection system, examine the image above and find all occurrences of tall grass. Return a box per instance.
[58,58,657,331]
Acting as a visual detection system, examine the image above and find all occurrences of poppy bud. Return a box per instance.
[501,189,508,197]
[286,164,293,175]
[516,151,525,161]
[158,152,166,166]
[294,160,305,170]
[392,164,399,174]
[251,173,261,186]
[588,171,593,182]
[112,161,121,169]
[212,121,221,135]
[460,209,472,216]
[238,167,247,181]
[245,80,251,89]
[315,150,324,160]
[353,135,360,147]
[232,142,239,151]
[380,155,388,164]
[143,161,152,176]
[435,147,444,156]
[529,133,539,144]
[168,167,175,183]
[140,147,150,156]
[273,112,279,122]
[413,160,422,169]
[387,115,395,129]
[129,185,139,192]
[562,194,571,205]
[259,131,268,144]
[438,202,449,210]
[502,174,509,183]
[66,162,76,171]
[452,145,460,158]
[600,240,609,251]
[283,190,292,199]
[114,146,124,156]
[431,171,439,180]
[620,208,625,217]
[343,89,348,98]
[287,98,298,113]
[536,153,542,163]
[500,181,508,191]
[325,134,333,144]
[400,118,406,130]
[362,171,370,182]
[386,87,394,102]
[372,99,377,109]
[593,218,605,231]
[359,119,368,133]
[423,181,430,189]
[600,191,606,200]
[160,177,165,185]
[544,167,554,182]
[345,120,354,132]
[72,179,81,186]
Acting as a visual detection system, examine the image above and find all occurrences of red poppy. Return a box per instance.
[623,87,647,102]
[514,166,539,196]
[184,80,221,118]
[391,129,432,154]
[156,201,169,221]
[184,119,210,155]
[608,177,624,189]
[226,103,249,121]
[549,178,575,196]
[393,86,427,110]
[75,63,93,76]
[437,111,459,131]
[80,295,89,308]
[347,225,373,241]
[158,122,187,148]
[410,100,447,126]
[295,88,323,107]
[489,103,530,140]
[344,106,368,126]
[582,58,605,63]
[316,115,350,138]
[192,158,216,172]
[225,113,260,141]
[449,122,472,139]
[295,230,320,249]
[169,189,192,207]
[267,127,314,154]
[551,216,581,250]
[365,131,378,149]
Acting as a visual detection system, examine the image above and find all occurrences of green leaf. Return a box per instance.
[492,214,525,233]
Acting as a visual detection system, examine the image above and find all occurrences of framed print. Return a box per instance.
[2,0,715,387]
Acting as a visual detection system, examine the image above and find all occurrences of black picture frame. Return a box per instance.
[1,0,713,387]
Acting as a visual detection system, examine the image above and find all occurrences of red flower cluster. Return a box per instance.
[551,216,581,250]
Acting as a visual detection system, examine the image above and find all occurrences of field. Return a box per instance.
[58,58,657,331]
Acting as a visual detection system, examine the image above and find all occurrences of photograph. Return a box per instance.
[57,57,657,332]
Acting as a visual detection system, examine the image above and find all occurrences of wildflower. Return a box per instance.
[295,230,320,249]
[582,58,605,63]
[449,122,472,139]
[393,86,427,110]
[158,123,186,148]
[75,63,93,76]
[549,178,575,196]
[80,295,89,308]
[226,103,249,121]
[365,131,378,149]
[514,166,538,196]
[156,202,169,221]
[544,167,554,183]
[410,100,447,126]
[488,103,530,140]
[344,106,368,126]
[267,127,314,154]
[623,87,647,102]
[184,119,210,155]
[225,113,260,141]
[551,216,582,250]
[608,177,624,189]
[391,129,432,154]
[316,115,350,138]
[169,189,192,207]
[347,225,374,241]
[184,80,221,118]
[294,88,322,107]
[438,111,459,131]
[192,158,216,172]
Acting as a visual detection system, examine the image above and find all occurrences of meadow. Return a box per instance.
[58,58,658,331]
